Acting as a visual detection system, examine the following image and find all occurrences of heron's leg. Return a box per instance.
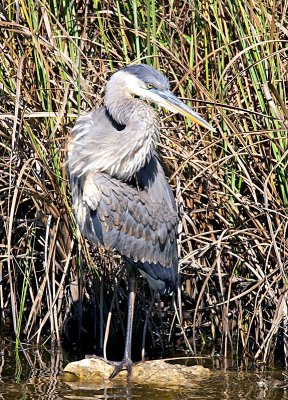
[109,267,136,381]
[141,290,155,361]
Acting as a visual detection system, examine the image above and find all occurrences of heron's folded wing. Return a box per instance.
[81,172,178,269]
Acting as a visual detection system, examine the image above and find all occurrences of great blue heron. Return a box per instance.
[68,64,215,380]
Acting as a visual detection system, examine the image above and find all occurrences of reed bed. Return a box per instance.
[0,0,287,366]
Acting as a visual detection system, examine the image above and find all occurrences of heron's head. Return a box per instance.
[105,64,215,132]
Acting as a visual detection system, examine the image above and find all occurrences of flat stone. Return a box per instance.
[62,357,211,386]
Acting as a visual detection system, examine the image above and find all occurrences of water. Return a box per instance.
[1,338,288,399]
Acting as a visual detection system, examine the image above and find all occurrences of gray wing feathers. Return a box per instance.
[78,172,178,269]
[136,154,176,210]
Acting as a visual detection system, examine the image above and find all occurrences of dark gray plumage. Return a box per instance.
[67,63,215,380]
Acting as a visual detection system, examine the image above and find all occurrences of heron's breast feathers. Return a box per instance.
[68,106,159,181]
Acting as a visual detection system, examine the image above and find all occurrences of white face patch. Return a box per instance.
[106,70,146,98]
[122,73,164,106]
[121,72,147,96]
[108,71,176,112]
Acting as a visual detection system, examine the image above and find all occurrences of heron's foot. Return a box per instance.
[84,354,133,381]
[109,357,133,381]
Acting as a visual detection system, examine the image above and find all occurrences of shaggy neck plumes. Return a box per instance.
[69,78,160,183]
[103,79,160,181]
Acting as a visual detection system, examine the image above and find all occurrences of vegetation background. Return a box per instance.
[0,0,287,367]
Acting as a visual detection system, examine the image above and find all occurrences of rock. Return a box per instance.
[62,357,211,386]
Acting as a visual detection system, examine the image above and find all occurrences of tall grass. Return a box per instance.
[0,0,287,366]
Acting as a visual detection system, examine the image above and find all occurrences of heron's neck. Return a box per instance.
[104,92,160,180]
[105,88,156,125]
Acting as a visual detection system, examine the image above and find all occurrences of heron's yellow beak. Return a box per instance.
[150,89,216,132]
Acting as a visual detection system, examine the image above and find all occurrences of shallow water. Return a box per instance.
[1,338,288,399]
[2,369,288,400]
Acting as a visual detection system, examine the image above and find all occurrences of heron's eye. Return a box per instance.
[147,83,153,89]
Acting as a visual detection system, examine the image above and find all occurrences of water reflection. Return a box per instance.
[1,374,288,400]
[0,337,288,400]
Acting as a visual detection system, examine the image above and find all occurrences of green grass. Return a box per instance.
[0,0,287,368]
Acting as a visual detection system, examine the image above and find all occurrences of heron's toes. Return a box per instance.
[109,357,133,381]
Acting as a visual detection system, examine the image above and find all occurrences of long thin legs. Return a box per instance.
[109,268,136,380]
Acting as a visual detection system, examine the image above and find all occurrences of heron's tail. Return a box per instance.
[136,259,177,295]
